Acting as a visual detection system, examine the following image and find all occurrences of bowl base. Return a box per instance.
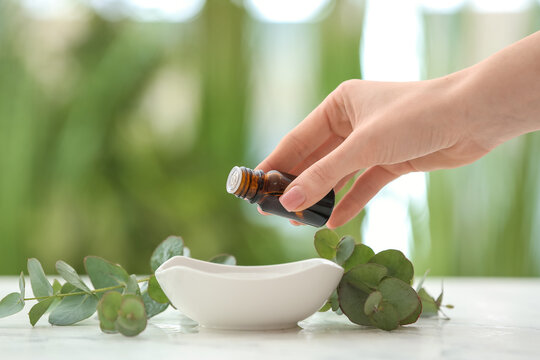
[199,322,300,331]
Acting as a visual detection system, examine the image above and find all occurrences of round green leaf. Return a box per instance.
[369,301,400,331]
[19,272,25,299]
[124,275,140,295]
[48,293,98,326]
[141,283,168,319]
[28,258,53,299]
[343,244,375,272]
[0,293,25,318]
[343,263,388,293]
[364,291,382,316]
[337,281,371,326]
[29,297,55,326]
[400,300,422,325]
[335,236,355,265]
[209,254,236,265]
[84,256,130,296]
[150,236,184,272]
[97,291,122,334]
[369,250,414,284]
[116,295,147,337]
[52,279,62,295]
[378,277,421,322]
[56,260,92,294]
[314,229,339,260]
[147,275,169,304]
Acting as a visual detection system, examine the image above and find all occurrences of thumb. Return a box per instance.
[279,140,358,212]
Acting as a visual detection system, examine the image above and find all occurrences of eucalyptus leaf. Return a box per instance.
[52,279,62,294]
[369,301,400,331]
[97,291,122,334]
[209,254,236,265]
[60,282,77,294]
[435,287,443,307]
[335,236,355,265]
[141,283,168,319]
[369,250,414,284]
[418,288,439,317]
[84,256,130,295]
[56,260,92,294]
[343,244,375,272]
[337,280,371,326]
[400,300,422,325]
[150,236,184,272]
[48,294,99,326]
[183,246,191,258]
[116,295,147,337]
[318,302,331,312]
[124,275,140,295]
[364,291,382,316]
[378,277,421,322]
[28,258,53,300]
[0,293,25,318]
[329,289,339,312]
[147,275,169,304]
[19,272,25,299]
[314,229,340,260]
[343,263,388,293]
[29,297,56,326]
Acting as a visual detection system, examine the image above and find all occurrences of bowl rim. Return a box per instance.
[155,256,343,281]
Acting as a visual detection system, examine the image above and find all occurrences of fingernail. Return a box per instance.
[279,186,305,211]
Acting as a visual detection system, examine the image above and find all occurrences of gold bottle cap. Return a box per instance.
[226,166,243,194]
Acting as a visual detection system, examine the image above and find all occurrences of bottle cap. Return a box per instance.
[226,166,243,194]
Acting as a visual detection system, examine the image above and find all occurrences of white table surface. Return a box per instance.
[1,277,539,360]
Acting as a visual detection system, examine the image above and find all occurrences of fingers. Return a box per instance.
[334,171,358,193]
[279,136,360,212]
[326,163,413,228]
[256,89,349,173]
[289,134,344,176]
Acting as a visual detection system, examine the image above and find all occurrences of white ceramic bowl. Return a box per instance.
[155,256,343,330]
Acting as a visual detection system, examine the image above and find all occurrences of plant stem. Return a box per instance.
[23,277,152,301]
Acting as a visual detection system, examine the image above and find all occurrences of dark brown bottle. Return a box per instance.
[226,166,335,227]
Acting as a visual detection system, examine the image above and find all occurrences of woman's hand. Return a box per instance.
[256,31,540,228]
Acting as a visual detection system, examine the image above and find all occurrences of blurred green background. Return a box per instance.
[0,0,539,277]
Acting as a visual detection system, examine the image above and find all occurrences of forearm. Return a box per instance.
[458,30,540,149]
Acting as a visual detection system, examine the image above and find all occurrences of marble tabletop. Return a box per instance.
[0,277,539,360]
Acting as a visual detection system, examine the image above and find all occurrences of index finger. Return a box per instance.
[256,89,348,173]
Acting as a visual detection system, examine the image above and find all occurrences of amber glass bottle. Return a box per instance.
[226,166,335,227]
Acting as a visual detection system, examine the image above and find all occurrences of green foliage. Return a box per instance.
[209,254,237,265]
[369,250,414,284]
[97,291,122,333]
[150,236,184,272]
[48,293,99,326]
[84,256,130,295]
[314,229,340,260]
[335,236,355,265]
[314,229,451,331]
[115,295,147,337]
[56,261,92,294]
[27,259,53,299]
[0,234,235,336]
[0,293,25,318]
[29,297,55,326]
[343,244,374,272]
[147,275,169,304]
[141,283,168,319]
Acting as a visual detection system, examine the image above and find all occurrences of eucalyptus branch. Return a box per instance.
[22,277,152,301]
